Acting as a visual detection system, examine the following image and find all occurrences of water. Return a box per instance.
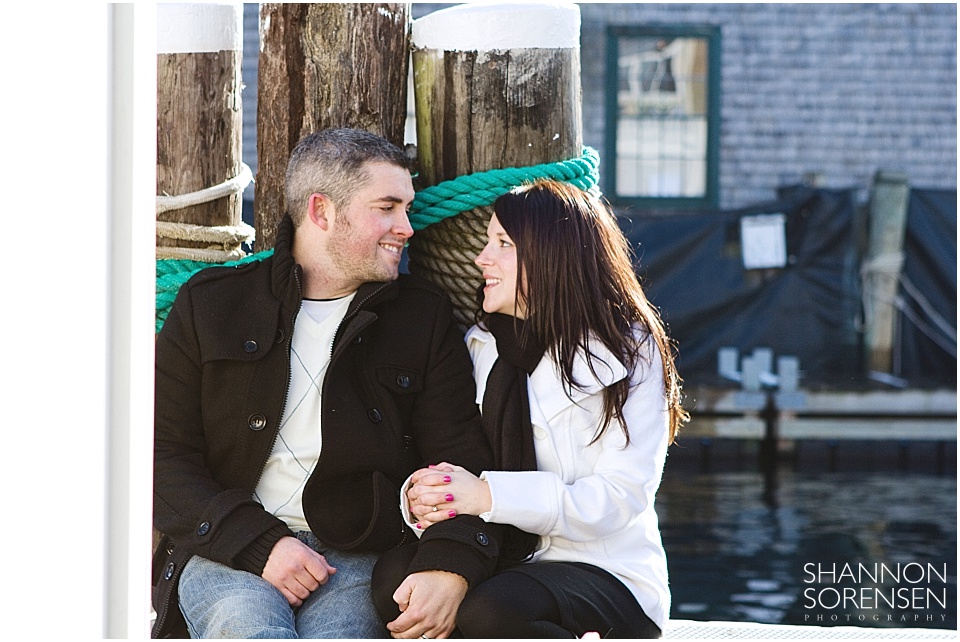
[658,455,957,630]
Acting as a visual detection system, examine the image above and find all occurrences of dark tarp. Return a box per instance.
[896,188,957,386]
[617,185,957,388]
[618,187,861,387]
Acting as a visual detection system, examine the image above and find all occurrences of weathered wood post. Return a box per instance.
[863,171,911,375]
[156,3,250,261]
[408,1,583,327]
[256,3,411,250]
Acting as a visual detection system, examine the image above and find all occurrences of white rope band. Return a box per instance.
[157,163,254,214]
[155,220,256,263]
[156,163,256,263]
[155,245,251,263]
[156,220,255,245]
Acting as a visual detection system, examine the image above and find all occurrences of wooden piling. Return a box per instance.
[156,3,245,257]
[863,171,911,374]
[408,2,583,326]
[255,3,411,251]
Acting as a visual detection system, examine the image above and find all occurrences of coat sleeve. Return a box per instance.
[482,341,669,543]
[153,282,291,574]
[400,292,504,586]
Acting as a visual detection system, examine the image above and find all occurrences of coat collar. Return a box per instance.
[270,214,398,316]
[467,325,630,424]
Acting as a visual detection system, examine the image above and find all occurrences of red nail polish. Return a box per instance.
[415,523,422,529]
[445,493,455,502]
[448,510,457,518]
[443,475,452,483]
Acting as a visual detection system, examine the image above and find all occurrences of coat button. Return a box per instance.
[248,414,267,431]
[243,340,258,353]
[396,375,410,388]
[275,329,285,344]
[368,409,382,423]
[352,335,363,344]
[165,541,175,555]
[476,533,489,546]
[197,522,211,536]
[164,562,175,581]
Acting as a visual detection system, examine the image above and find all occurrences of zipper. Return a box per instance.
[327,281,392,362]
[251,266,303,492]
[302,281,392,528]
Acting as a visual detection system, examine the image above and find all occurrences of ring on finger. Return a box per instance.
[432,505,438,512]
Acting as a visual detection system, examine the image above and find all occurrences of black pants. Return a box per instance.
[372,544,661,639]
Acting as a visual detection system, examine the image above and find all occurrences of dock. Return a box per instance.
[681,387,956,442]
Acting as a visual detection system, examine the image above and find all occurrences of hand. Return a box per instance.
[387,570,468,639]
[261,536,337,607]
[406,463,492,529]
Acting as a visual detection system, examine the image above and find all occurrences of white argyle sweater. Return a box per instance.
[253,295,354,531]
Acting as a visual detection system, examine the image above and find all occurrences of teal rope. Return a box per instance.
[155,249,274,332]
[154,147,600,332]
[409,146,599,230]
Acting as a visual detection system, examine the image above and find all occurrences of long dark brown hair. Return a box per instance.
[479,179,687,444]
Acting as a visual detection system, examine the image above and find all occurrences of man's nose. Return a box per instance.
[395,211,414,239]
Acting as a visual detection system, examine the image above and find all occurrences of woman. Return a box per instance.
[404,179,687,638]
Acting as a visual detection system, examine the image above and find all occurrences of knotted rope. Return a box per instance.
[157,163,254,214]
[156,163,255,263]
[156,221,257,262]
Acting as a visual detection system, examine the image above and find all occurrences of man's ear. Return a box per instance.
[307,193,333,230]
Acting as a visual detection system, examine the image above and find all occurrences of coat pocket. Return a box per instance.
[307,470,410,553]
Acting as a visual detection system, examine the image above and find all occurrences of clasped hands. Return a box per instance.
[383,462,491,638]
[405,462,492,530]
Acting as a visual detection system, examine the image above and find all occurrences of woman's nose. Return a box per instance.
[475,245,491,267]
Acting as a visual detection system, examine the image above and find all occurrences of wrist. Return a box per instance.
[475,476,493,516]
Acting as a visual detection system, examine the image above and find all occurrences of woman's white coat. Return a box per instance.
[465,324,671,631]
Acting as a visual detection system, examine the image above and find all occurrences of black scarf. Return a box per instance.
[482,313,545,564]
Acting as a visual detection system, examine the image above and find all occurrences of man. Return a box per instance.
[153,128,502,638]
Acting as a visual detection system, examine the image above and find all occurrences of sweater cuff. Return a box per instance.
[405,517,501,587]
[234,523,295,576]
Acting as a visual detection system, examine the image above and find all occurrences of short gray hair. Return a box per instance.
[284,128,411,226]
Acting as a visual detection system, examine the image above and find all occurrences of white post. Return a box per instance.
[107,4,158,638]
[2,4,155,638]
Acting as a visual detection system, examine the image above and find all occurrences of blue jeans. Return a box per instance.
[178,531,388,639]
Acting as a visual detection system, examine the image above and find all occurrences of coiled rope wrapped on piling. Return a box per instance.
[155,147,600,332]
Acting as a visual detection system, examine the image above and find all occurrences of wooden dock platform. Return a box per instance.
[681,387,956,441]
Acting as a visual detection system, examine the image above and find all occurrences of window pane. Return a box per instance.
[615,34,712,200]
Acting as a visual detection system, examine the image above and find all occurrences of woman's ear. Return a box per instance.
[306,193,333,230]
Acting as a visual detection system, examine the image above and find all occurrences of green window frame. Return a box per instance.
[605,25,721,208]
